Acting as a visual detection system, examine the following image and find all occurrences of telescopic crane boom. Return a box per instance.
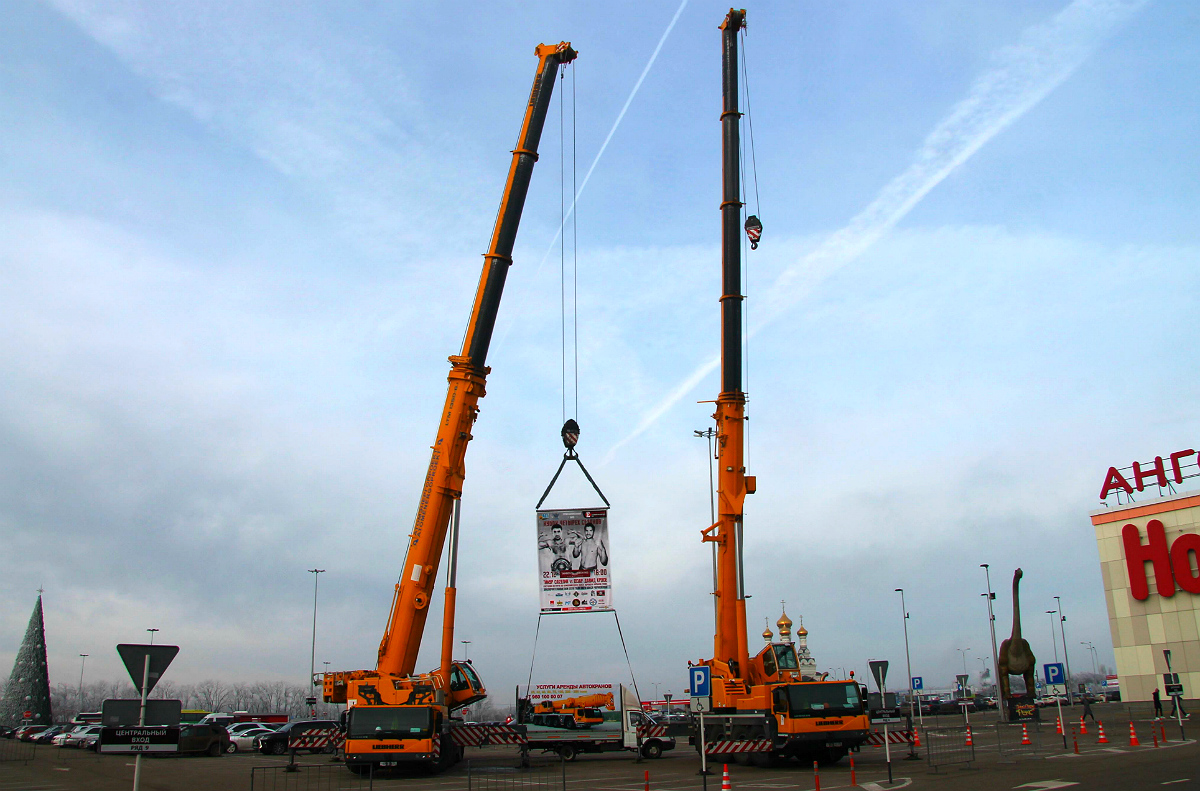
[694,11,869,767]
[326,40,577,774]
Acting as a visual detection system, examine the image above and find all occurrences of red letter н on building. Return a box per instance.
[1122,520,1175,600]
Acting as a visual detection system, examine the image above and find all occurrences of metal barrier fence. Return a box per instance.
[0,738,36,764]
[250,762,373,791]
[995,720,1054,758]
[467,757,565,791]
[920,725,974,771]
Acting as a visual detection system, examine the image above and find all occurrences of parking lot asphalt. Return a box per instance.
[0,705,1192,791]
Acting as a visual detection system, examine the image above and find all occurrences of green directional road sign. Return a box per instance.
[116,644,179,696]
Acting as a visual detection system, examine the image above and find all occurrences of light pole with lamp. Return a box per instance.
[1054,596,1073,704]
[895,589,921,729]
[1046,611,1059,662]
[308,568,325,717]
[461,640,471,662]
[146,628,159,645]
[77,654,89,714]
[1080,641,1098,675]
[981,564,1003,719]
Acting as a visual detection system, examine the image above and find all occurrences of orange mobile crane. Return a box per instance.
[324,40,577,775]
[692,10,869,767]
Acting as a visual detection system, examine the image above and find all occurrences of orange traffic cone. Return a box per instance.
[965,725,973,746]
[721,765,731,791]
[1079,716,1088,735]
[913,728,922,748]
[1128,722,1140,747]
[1055,715,1063,735]
[1096,721,1108,744]
[1020,723,1032,746]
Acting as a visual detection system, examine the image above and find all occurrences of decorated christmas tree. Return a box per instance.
[1,596,53,725]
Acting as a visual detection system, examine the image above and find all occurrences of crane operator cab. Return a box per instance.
[447,661,486,709]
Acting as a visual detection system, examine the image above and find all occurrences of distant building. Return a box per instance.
[1,595,53,726]
[1093,482,1200,703]
[775,605,819,679]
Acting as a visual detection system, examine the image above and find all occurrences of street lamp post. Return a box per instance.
[895,589,921,729]
[981,564,1003,719]
[146,628,159,645]
[78,654,89,714]
[1046,611,1059,662]
[1081,641,1098,675]
[461,640,471,662]
[308,568,326,717]
[1054,596,1073,704]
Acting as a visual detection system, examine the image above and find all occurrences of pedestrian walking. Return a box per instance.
[1169,693,1188,719]
[1081,694,1096,722]
[1152,688,1163,717]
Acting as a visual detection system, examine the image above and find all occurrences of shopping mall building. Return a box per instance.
[1092,448,1200,702]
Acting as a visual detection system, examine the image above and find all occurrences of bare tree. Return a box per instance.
[191,680,230,713]
[151,680,177,700]
[229,683,252,712]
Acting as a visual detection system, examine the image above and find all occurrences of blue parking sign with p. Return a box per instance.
[690,666,711,697]
[912,677,923,690]
[1044,663,1065,685]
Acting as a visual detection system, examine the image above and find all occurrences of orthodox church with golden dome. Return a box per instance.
[763,604,820,680]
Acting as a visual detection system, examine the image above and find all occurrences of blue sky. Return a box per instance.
[2,0,1197,702]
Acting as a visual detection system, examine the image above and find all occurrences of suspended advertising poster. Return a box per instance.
[536,508,612,613]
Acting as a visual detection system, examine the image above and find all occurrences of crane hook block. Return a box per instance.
[744,215,762,250]
[561,419,580,450]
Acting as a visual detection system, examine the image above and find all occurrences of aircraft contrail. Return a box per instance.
[604,0,1148,463]
[493,0,690,351]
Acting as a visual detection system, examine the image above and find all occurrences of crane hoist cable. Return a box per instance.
[739,25,762,471]
[525,66,640,707]
[559,63,581,425]
[740,26,763,251]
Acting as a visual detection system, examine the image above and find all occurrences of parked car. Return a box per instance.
[228,726,275,754]
[177,724,232,756]
[34,725,70,744]
[52,727,83,746]
[76,730,102,752]
[936,699,975,715]
[16,725,50,742]
[256,720,340,756]
[228,721,279,736]
[0,726,14,739]
[60,725,103,749]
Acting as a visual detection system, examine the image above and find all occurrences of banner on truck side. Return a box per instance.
[536,508,612,613]
[527,683,616,706]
